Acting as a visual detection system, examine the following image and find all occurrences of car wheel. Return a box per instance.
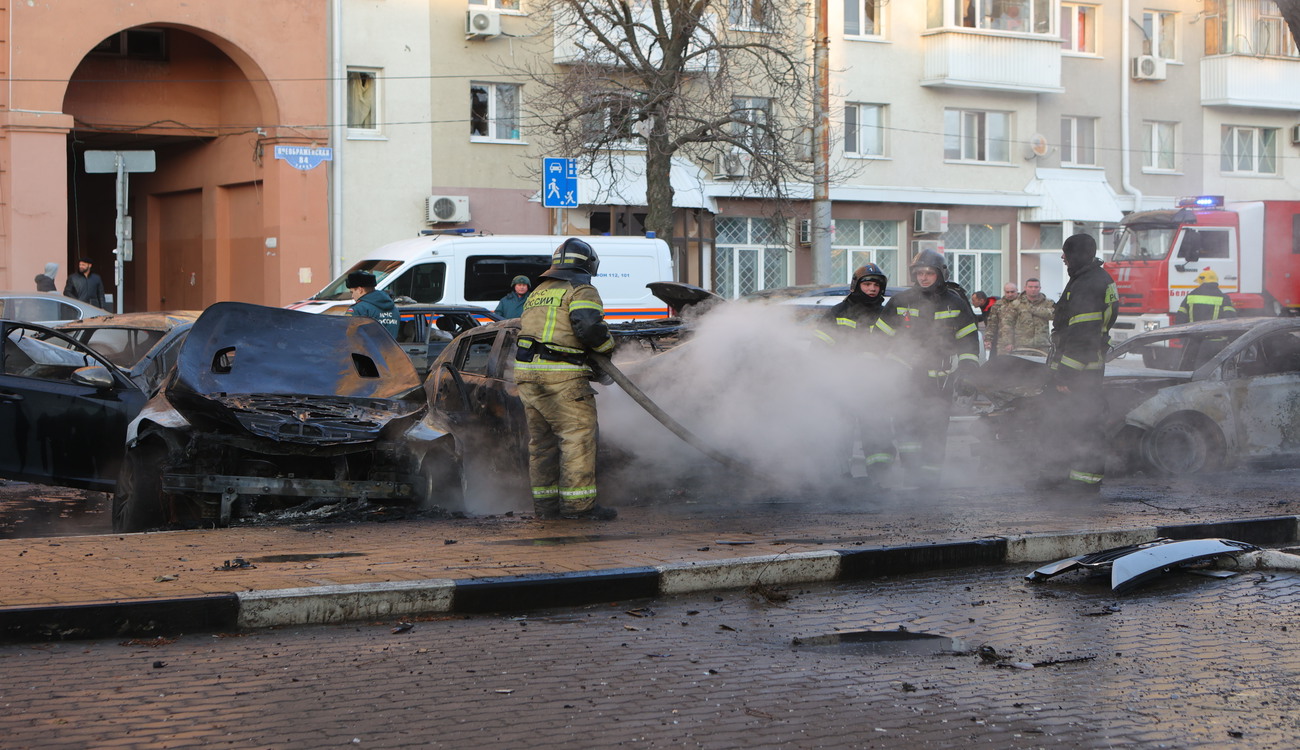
[417,438,465,513]
[1141,414,1223,475]
[112,441,167,532]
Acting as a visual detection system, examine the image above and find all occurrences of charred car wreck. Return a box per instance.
[113,302,434,532]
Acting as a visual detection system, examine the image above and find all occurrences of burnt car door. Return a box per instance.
[431,327,529,479]
[1222,328,1300,461]
[0,321,147,490]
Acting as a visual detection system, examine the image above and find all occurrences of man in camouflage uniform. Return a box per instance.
[514,238,618,520]
[984,282,1018,357]
[1006,277,1055,352]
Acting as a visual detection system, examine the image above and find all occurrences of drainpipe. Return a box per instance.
[329,0,345,278]
[1120,0,1143,213]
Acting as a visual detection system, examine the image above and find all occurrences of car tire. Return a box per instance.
[112,441,167,532]
[1141,414,1223,475]
[417,438,465,513]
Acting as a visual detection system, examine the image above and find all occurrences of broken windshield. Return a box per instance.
[1111,226,1175,262]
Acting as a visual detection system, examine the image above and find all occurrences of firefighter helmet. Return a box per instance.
[1196,267,1219,284]
[852,263,888,290]
[541,237,600,280]
[909,249,947,284]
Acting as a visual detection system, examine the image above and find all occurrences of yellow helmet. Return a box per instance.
[1196,268,1219,284]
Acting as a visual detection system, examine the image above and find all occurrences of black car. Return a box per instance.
[391,303,500,375]
[114,302,438,532]
[0,313,195,492]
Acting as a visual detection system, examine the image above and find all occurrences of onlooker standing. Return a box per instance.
[495,275,532,319]
[344,271,400,337]
[1045,234,1118,495]
[984,282,1018,357]
[1007,277,1055,351]
[63,258,105,309]
[34,262,59,292]
[1174,268,1236,324]
[970,291,997,324]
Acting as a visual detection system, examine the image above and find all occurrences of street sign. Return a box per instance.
[85,150,156,174]
[274,145,333,171]
[542,157,579,208]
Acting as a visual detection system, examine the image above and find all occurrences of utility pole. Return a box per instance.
[810,0,832,283]
[85,150,155,313]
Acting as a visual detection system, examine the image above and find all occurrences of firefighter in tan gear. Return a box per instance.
[514,238,618,520]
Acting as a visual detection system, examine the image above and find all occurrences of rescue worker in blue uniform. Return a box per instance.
[1046,233,1119,495]
[814,263,897,482]
[876,250,980,489]
[1174,268,1236,324]
[514,238,618,520]
[345,271,400,338]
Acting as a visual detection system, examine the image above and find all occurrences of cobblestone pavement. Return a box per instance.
[1,563,1295,748]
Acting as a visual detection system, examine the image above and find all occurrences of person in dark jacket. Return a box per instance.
[345,271,400,338]
[1045,233,1119,495]
[1174,268,1236,324]
[494,275,531,319]
[877,250,980,489]
[63,258,105,308]
[814,264,897,482]
[35,262,59,292]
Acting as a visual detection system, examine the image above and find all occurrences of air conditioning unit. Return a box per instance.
[466,10,502,39]
[1290,124,1300,146]
[914,209,949,235]
[713,153,749,179]
[427,195,470,223]
[798,219,812,245]
[1132,54,1167,81]
[911,239,944,255]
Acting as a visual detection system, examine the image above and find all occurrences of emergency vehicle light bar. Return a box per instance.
[1176,195,1224,209]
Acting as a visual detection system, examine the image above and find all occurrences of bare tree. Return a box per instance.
[506,0,819,241]
[1278,0,1300,47]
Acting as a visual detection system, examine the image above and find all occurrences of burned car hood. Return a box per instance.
[166,302,424,443]
[647,282,723,316]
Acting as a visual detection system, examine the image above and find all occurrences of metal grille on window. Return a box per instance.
[763,248,786,289]
[968,223,1000,250]
[1039,224,1063,250]
[831,248,848,283]
[749,217,782,246]
[834,219,861,246]
[716,217,746,244]
[877,248,899,282]
[715,249,734,298]
[978,261,1001,297]
[738,249,759,296]
[953,255,976,295]
[862,220,894,247]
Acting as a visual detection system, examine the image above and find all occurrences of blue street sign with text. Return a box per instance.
[542,157,579,208]
[275,146,333,171]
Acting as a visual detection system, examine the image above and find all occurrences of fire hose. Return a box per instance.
[589,352,771,480]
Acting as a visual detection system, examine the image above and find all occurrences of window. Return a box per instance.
[1142,10,1177,60]
[844,103,886,157]
[470,82,521,142]
[1060,116,1097,166]
[386,263,447,304]
[1204,0,1299,57]
[1060,3,1098,53]
[930,0,1053,34]
[469,0,520,9]
[844,0,883,36]
[732,96,773,153]
[583,94,649,148]
[943,109,1010,163]
[729,0,774,31]
[831,220,900,283]
[463,255,551,302]
[943,223,1005,296]
[1142,121,1177,172]
[1220,126,1278,175]
[714,217,787,298]
[347,69,380,136]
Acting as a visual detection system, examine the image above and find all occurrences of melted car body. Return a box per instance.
[115,302,438,532]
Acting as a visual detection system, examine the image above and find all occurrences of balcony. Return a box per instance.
[1201,55,1300,110]
[920,30,1062,94]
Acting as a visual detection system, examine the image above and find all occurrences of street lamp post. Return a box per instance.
[810,0,832,284]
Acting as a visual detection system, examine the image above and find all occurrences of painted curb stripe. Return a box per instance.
[0,595,238,643]
[453,567,660,613]
[237,580,457,629]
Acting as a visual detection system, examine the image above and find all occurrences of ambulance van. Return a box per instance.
[288,232,674,322]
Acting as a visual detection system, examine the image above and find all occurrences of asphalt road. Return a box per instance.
[1,562,1295,748]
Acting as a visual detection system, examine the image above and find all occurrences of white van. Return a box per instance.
[288,233,674,322]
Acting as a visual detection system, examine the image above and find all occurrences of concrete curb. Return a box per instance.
[3,515,1296,642]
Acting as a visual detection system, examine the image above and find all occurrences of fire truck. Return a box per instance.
[1105,196,1300,342]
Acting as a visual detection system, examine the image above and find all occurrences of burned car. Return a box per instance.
[113,302,434,532]
[390,303,499,375]
[975,317,1300,477]
[0,312,197,492]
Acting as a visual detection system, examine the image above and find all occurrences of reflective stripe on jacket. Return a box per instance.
[1049,260,1118,382]
[1174,283,1236,324]
[515,279,614,381]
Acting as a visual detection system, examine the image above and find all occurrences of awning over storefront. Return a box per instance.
[1022,168,1125,223]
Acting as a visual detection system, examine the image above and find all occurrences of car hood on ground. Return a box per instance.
[57,311,201,332]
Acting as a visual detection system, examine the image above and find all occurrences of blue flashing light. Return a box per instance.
[1176,195,1224,209]
[420,227,477,236]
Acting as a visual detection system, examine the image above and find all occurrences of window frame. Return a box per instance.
[1060,115,1097,167]
[728,0,775,32]
[346,67,382,139]
[844,102,887,158]
[1142,9,1178,61]
[1060,2,1099,54]
[583,93,650,150]
[927,0,1055,34]
[844,0,885,38]
[943,108,1011,164]
[1220,125,1279,176]
[1141,120,1178,173]
[731,96,774,154]
[468,0,521,10]
[470,81,523,143]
